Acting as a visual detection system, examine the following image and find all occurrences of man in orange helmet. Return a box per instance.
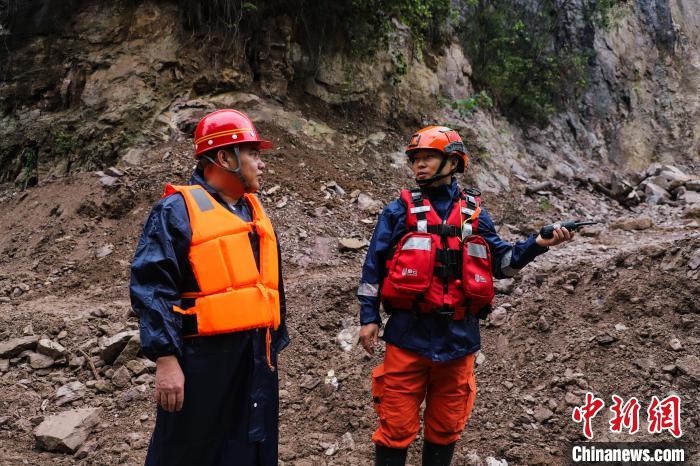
[357,126,574,465]
[130,109,288,465]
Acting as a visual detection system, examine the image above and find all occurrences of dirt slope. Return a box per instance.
[0,113,698,465]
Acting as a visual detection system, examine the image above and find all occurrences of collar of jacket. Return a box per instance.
[419,177,460,201]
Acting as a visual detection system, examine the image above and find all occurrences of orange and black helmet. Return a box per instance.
[405,126,468,173]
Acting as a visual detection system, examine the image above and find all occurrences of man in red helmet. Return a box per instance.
[130,109,288,466]
[357,126,574,465]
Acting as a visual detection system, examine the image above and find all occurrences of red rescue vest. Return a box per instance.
[380,188,495,320]
[162,184,281,337]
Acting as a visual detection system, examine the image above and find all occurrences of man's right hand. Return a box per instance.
[359,323,380,355]
[155,355,185,412]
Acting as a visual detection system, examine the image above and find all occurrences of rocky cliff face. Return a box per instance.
[0,0,697,190]
[539,0,700,173]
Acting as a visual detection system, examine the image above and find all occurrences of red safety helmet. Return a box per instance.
[405,126,468,173]
[193,109,272,158]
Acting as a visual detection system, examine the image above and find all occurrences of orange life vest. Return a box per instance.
[162,184,280,337]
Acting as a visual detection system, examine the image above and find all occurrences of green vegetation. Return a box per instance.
[590,0,630,29]
[538,197,551,211]
[54,131,75,157]
[177,0,453,55]
[459,0,591,125]
[18,146,37,189]
[449,90,494,117]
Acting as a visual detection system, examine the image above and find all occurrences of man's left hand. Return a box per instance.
[536,227,575,247]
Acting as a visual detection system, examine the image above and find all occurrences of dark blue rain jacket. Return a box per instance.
[358,180,547,362]
[130,169,289,466]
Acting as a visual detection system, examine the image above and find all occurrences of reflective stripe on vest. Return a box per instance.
[163,184,280,336]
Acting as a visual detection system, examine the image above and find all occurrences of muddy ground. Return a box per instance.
[0,118,698,465]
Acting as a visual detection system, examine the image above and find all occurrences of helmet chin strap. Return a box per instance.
[204,145,251,191]
[415,155,456,187]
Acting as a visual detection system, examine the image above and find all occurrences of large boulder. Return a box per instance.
[34,408,101,453]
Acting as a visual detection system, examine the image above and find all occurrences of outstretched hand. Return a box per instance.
[536,226,575,247]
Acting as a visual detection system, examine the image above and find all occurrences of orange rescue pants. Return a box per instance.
[371,344,477,449]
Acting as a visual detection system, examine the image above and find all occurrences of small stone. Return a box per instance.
[126,432,147,450]
[95,244,114,258]
[337,326,361,352]
[275,196,288,208]
[340,432,355,450]
[485,457,509,466]
[299,374,320,390]
[357,193,382,214]
[494,278,515,294]
[28,351,54,369]
[676,355,700,382]
[37,339,67,359]
[68,355,85,368]
[54,381,86,407]
[475,351,486,366]
[324,442,339,456]
[0,335,39,358]
[633,358,653,371]
[118,385,148,409]
[338,238,368,251]
[94,380,114,393]
[465,451,482,466]
[489,307,508,327]
[34,408,101,453]
[99,331,138,365]
[142,359,156,373]
[596,333,616,346]
[113,335,141,367]
[111,366,132,388]
[565,392,581,406]
[614,323,628,331]
[503,381,514,389]
[265,185,281,195]
[610,216,654,231]
[125,359,147,376]
[99,175,118,188]
[537,316,550,332]
[57,331,68,340]
[104,167,124,177]
[533,406,554,423]
[662,364,677,374]
[544,353,554,363]
[669,338,683,351]
[688,249,700,270]
[74,438,98,460]
[134,373,154,385]
[89,308,107,318]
